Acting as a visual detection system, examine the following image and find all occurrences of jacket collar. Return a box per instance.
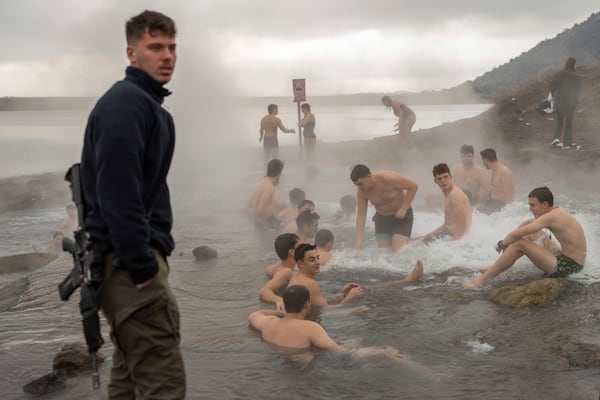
[125,66,172,103]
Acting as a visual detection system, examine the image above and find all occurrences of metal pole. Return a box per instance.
[297,101,303,156]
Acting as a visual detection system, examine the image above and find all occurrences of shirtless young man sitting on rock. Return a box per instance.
[416,163,472,243]
[351,164,418,252]
[464,186,586,288]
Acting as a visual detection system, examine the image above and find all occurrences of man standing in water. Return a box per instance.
[259,104,296,163]
[452,145,490,205]
[416,164,472,243]
[478,148,514,213]
[351,164,418,251]
[464,187,586,288]
[246,158,285,230]
[80,10,185,398]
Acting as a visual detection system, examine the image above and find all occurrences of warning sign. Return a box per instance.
[292,79,306,103]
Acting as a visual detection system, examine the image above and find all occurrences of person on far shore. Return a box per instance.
[478,148,513,214]
[298,103,316,159]
[452,145,490,205]
[464,187,586,288]
[259,104,295,163]
[351,164,418,252]
[381,95,416,151]
[415,163,472,244]
[550,57,582,150]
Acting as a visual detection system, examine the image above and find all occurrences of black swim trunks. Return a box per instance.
[263,136,279,148]
[547,253,583,278]
[372,208,413,241]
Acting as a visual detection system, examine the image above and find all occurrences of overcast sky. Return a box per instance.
[0,1,598,97]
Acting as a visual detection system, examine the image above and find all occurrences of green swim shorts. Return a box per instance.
[548,253,583,278]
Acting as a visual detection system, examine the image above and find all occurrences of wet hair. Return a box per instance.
[297,199,315,211]
[528,186,554,206]
[315,229,334,248]
[288,188,306,206]
[564,57,576,71]
[294,243,317,262]
[340,195,357,213]
[301,103,311,112]
[266,158,284,177]
[296,209,320,229]
[480,148,497,162]
[460,145,474,155]
[381,95,391,106]
[350,164,371,182]
[267,104,278,114]
[283,285,310,313]
[126,10,177,45]
[274,233,299,260]
[432,163,451,177]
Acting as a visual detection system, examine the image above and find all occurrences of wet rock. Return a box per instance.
[193,245,218,261]
[22,370,67,397]
[0,252,59,274]
[488,278,567,307]
[546,334,600,368]
[52,343,106,377]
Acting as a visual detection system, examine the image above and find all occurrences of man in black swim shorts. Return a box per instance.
[351,164,418,252]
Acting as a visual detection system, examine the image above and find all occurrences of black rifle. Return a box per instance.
[58,163,104,389]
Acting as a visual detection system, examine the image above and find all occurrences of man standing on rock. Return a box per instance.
[351,164,418,251]
[478,148,514,213]
[464,187,586,288]
[550,57,582,150]
[80,10,185,398]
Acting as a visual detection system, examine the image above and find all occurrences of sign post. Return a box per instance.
[292,79,306,151]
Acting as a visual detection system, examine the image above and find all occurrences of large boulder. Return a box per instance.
[52,343,106,377]
[488,278,567,307]
[193,245,218,261]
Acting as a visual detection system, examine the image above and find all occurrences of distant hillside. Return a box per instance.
[468,12,600,99]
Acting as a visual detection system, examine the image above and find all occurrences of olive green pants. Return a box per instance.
[99,249,186,399]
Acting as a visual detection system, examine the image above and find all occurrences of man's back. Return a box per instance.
[444,186,472,237]
[261,317,321,350]
[545,208,587,265]
[452,162,487,203]
[260,114,282,137]
[490,163,514,204]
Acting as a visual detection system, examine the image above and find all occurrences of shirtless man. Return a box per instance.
[277,188,305,227]
[295,209,320,243]
[381,95,416,151]
[246,158,285,230]
[281,199,315,234]
[261,233,300,310]
[315,229,334,265]
[478,148,514,213]
[416,164,472,243]
[264,233,300,277]
[351,164,418,251]
[287,244,363,307]
[52,203,78,236]
[464,187,586,288]
[452,145,490,205]
[259,104,295,163]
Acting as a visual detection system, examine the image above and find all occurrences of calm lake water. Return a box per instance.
[1,105,599,399]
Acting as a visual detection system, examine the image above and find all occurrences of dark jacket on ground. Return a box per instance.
[80,66,176,284]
